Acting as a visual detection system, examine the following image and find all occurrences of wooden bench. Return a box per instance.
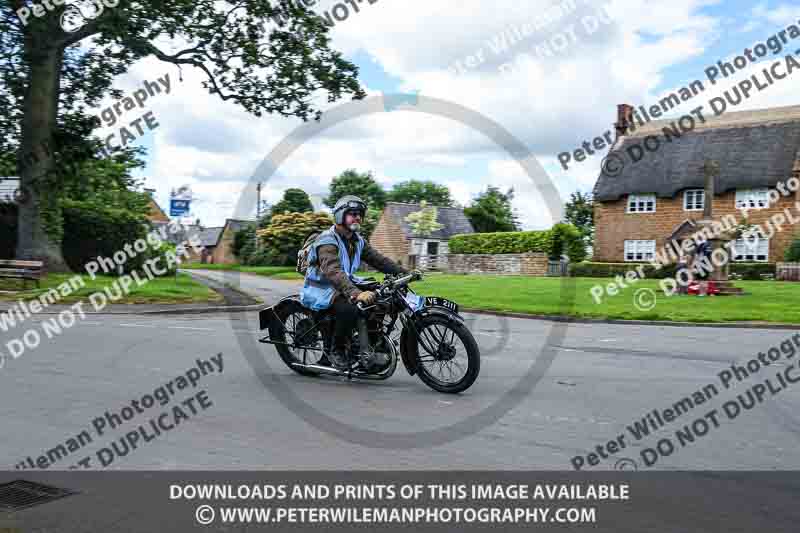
[0,260,45,289]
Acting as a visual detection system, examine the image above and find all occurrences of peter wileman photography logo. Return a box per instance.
[16,0,120,33]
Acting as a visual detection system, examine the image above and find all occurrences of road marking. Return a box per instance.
[167,326,214,331]
[118,323,155,328]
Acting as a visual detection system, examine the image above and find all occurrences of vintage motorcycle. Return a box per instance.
[258,272,480,393]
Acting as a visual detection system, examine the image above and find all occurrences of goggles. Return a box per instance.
[342,200,366,211]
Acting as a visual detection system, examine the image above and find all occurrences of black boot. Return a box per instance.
[327,340,350,370]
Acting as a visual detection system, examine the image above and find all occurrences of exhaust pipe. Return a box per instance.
[290,362,390,380]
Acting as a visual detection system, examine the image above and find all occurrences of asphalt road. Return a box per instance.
[1,270,800,471]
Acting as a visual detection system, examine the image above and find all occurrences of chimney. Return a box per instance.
[615,104,634,138]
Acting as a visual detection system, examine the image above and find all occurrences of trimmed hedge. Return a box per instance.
[569,261,679,279]
[61,199,150,274]
[730,262,775,280]
[570,261,775,280]
[448,224,587,262]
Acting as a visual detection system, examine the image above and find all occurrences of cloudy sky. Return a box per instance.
[89,0,800,229]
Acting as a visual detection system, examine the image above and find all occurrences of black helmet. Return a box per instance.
[332,195,367,225]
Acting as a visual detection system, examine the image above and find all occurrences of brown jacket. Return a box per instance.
[316,225,408,300]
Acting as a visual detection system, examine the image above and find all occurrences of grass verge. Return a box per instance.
[0,273,221,304]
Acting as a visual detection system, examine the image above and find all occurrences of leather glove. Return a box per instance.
[355,291,377,305]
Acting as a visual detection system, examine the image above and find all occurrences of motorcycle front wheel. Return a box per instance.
[413,314,480,394]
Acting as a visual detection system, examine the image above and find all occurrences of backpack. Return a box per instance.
[296,231,322,275]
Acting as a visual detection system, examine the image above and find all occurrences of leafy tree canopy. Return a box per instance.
[271,188,314,215]
[324,169,386,210]
[1,0,365,268]
[387,180,454,207]
[463,186,519,233]
[563,190,594,246]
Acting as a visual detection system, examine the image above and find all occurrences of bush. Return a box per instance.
[785,239,800,261]
[141,241,179,277]
[61,199,149,274]
[255,212,334,266]
[569,261,678,279]
[448,223,586,261]
[729,262,775,280]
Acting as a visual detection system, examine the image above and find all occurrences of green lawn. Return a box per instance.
[0,273,221,304]
[409,275,800,323]
[178,263,800,323]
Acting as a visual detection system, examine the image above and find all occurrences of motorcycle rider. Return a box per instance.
[300,195,420,370]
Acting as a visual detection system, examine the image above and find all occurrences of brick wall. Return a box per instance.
[447,252,549,276]
[594,185,800,263]
[369,209,410,267]
[211,225,237,265]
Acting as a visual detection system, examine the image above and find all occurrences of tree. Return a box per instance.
[463,186,519,233]
[563,191,594,248]
[324,169,386,210]
[1,2,365,270]
[255,211,333,266]
[271,188,313,215]
[387,180,454,206]
[405,200,444,237]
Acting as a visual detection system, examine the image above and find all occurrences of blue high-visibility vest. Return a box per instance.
[299,226,365,311]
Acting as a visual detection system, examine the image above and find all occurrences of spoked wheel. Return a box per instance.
[414,315,480,393]
[273,303,327,377]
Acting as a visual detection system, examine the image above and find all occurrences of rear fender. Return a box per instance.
[258,295,302,332]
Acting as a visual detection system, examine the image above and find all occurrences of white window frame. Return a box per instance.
[735,188,769,210]
[683,189,705,211]
[733,235,769,262]
[624,240,656,262]
[627,194,656,213]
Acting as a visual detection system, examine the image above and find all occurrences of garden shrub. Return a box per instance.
[255,212,334,266]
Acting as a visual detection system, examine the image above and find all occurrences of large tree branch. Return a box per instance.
[143,41,234,101]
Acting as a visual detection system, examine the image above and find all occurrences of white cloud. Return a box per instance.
[81,0,800,231]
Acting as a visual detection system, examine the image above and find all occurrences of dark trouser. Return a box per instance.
[331,294,359,349]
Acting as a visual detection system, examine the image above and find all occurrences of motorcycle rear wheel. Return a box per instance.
[271,301,326,377]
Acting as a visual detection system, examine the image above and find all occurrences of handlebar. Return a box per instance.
[355,271,422,311]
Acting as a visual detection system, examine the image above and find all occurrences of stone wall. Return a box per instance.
[446,252,549,276]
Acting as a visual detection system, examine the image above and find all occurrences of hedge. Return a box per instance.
[570,261,775,280]
[61,199,150,274]
[569,261,679,279]
[448,224,587,262]
[730,262,775,280]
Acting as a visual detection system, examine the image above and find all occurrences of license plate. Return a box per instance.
[425,296,459,314]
